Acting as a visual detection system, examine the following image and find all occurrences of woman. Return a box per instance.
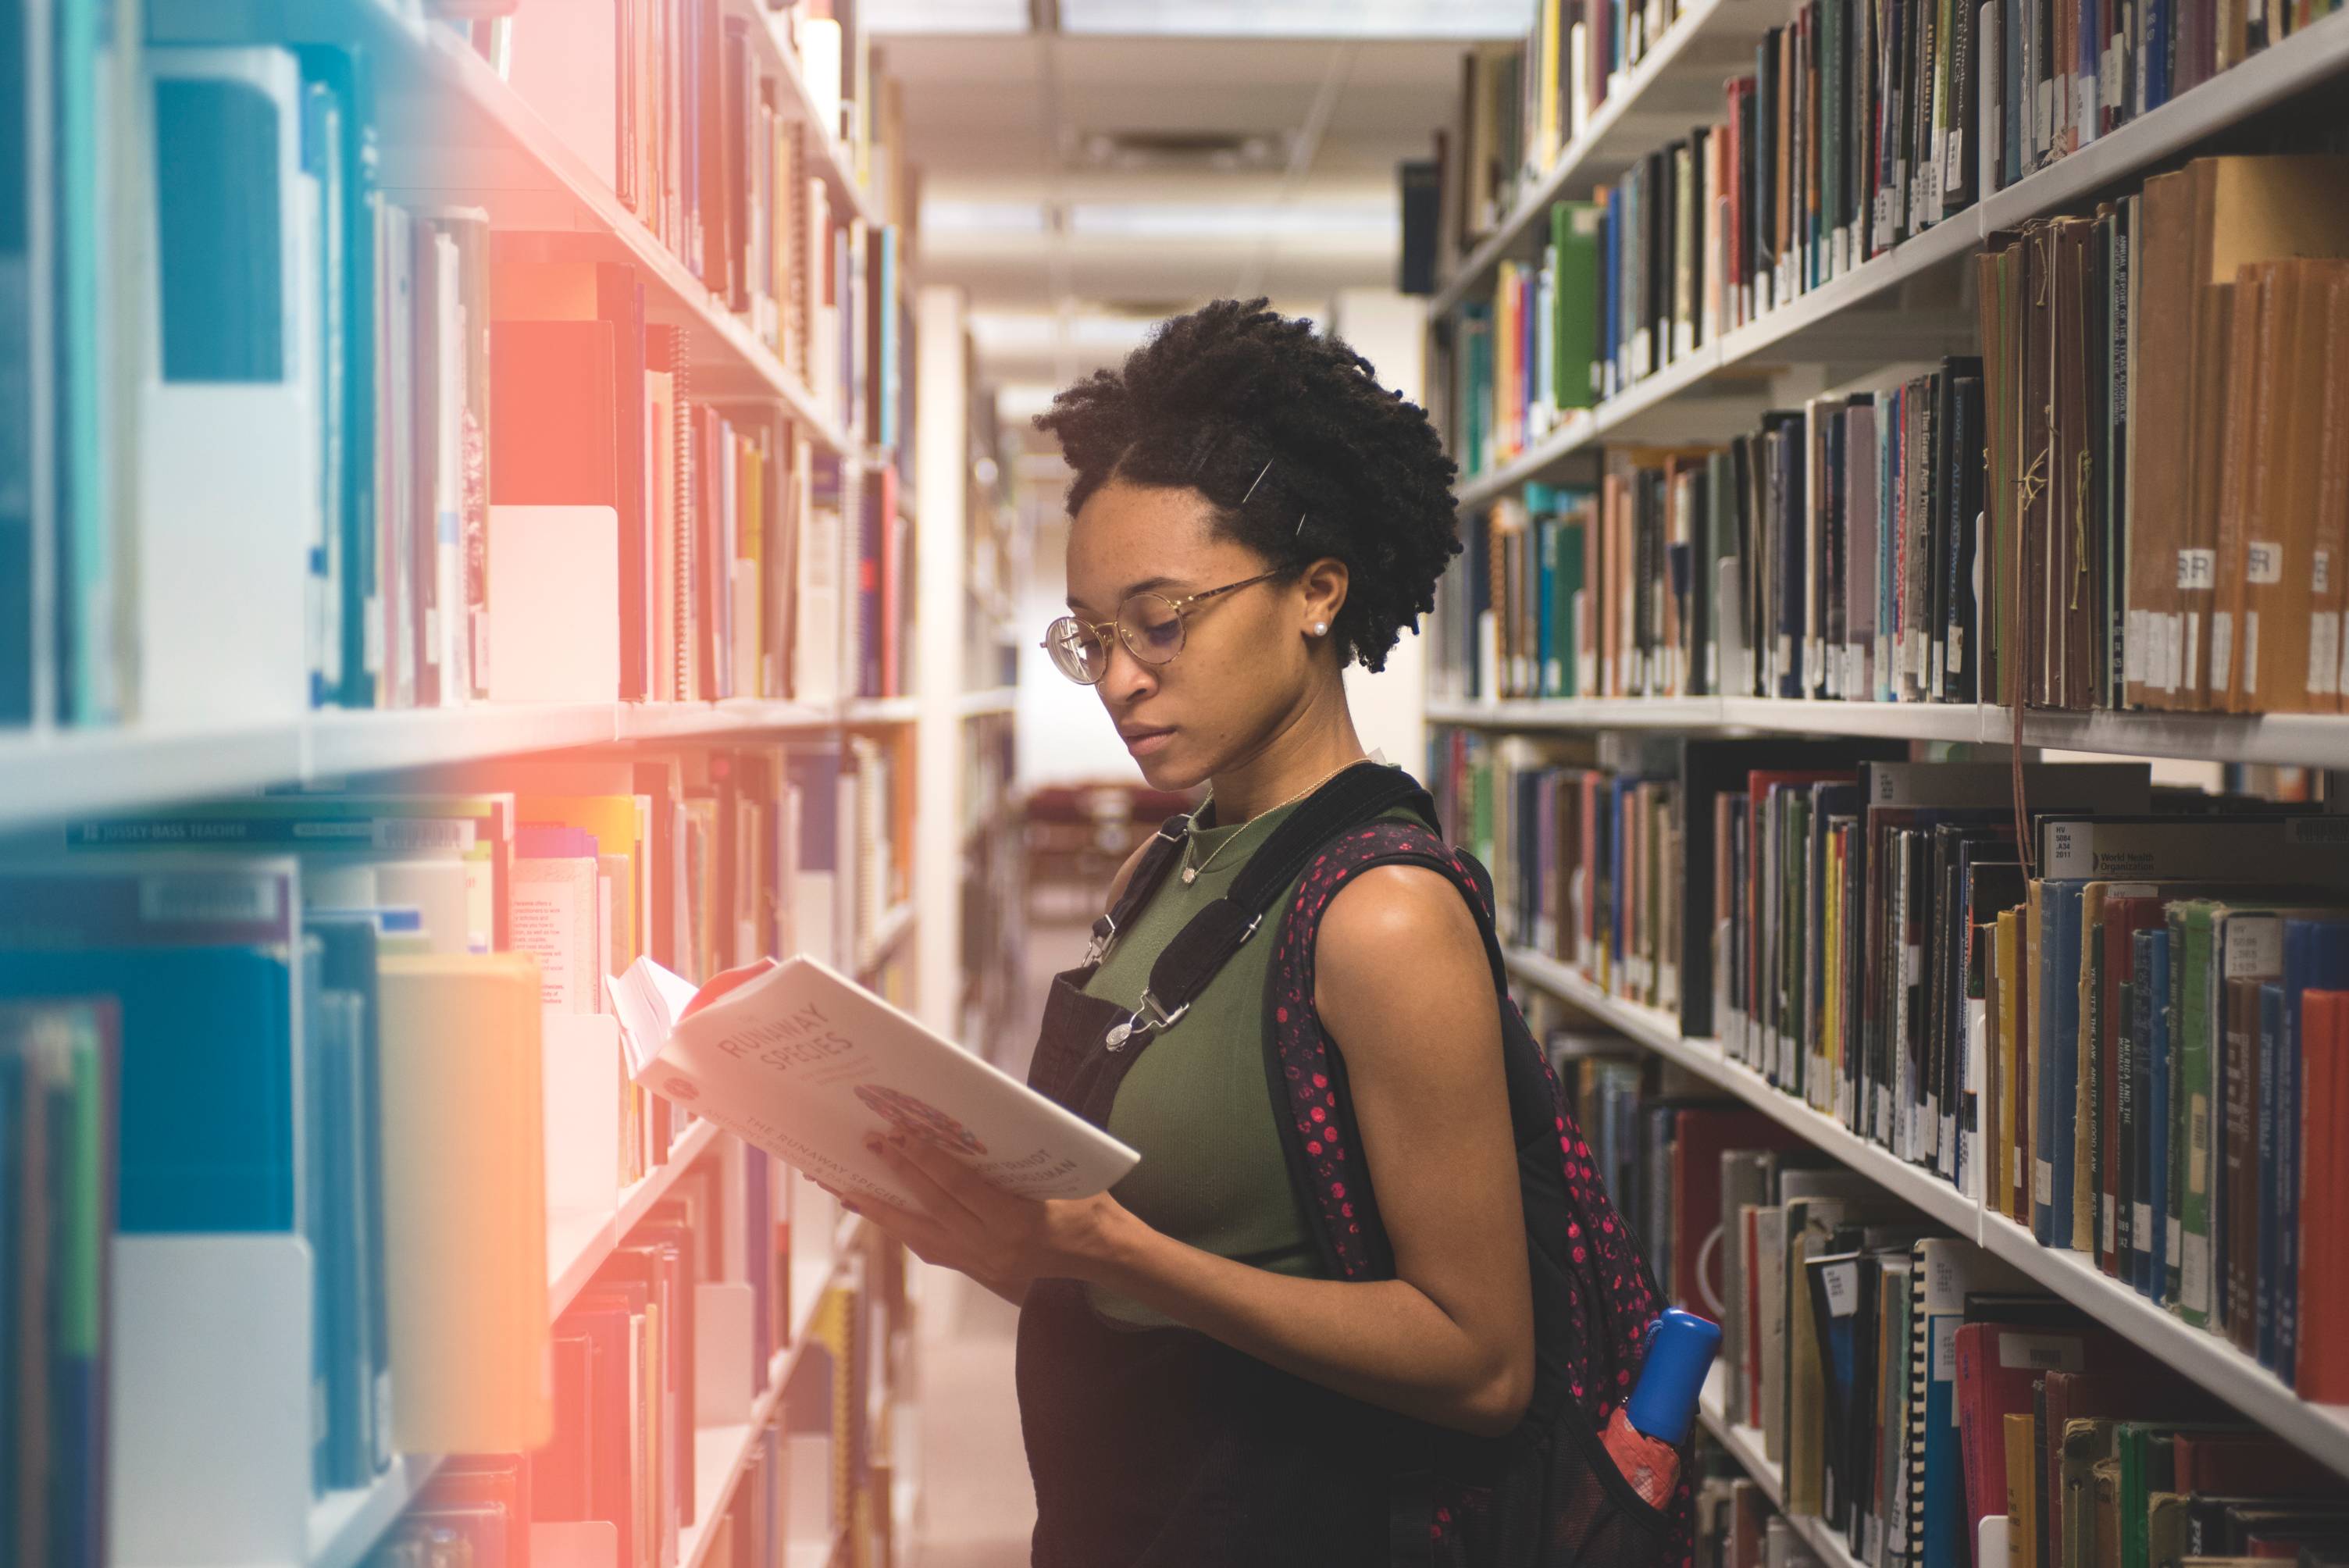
[848,301,1667,1565]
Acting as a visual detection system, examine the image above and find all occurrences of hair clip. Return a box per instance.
[1241,458,1274,505]
[1294,511,1309,536]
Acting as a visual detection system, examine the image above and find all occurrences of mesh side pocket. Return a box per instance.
[1482,1413,1671,1567]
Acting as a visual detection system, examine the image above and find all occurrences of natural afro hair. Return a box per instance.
[1032,298,1460,674]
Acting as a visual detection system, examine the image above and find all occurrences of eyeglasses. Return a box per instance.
[1041,570,1284,685]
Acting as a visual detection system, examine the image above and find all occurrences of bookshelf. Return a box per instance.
[1429,695,2349,768]
[1506,941,2349,1484]
[1438,6,2349,510]
[1,0,1002,1563]
[1425,0,2349,1550]
[1697,1368,1871,1568]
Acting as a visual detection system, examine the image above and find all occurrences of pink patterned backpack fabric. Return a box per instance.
[1261,814,1695,1568]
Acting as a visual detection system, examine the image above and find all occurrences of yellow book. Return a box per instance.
[1995,909,2021,1223]
[1538,0,1563,164]
[2005,1411,2039,1568]
[379,953,552,1452]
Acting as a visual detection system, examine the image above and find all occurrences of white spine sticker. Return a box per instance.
[2245,541,2283,585]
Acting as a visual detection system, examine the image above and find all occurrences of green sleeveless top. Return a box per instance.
[1082,793,1420,1326]
[1083,795,1324,1326]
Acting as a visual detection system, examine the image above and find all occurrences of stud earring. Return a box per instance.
[1312,622,1328,636]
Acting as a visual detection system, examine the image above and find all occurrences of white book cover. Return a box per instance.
[610,953,1139,1210]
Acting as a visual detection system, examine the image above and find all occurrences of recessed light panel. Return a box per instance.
[1058,0,1533,37]
[864,0,1030,33]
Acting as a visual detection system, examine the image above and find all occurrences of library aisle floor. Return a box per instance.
[907,917,1071,1566]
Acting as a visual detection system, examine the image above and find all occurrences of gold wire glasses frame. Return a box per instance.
[1040,570,1285,685]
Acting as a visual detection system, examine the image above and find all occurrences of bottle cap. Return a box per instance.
[1623,1307,1721,1446]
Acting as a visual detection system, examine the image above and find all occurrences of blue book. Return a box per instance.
[2144,928,2173,1301]
[2258,978,2286,1367]
[2037,882,2086,1247]
[294,45,380,711]
[2131,929,2158,1292]
[305,915,391,1464]
[1535,512,1557,696]
[0,946,295,1231]
[0,1046,18,1516]
[2276,917,2349,1384]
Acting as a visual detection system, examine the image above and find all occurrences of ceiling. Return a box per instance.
[875,27,1491,421]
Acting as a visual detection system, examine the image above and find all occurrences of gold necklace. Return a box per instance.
[1179,757,1367,886]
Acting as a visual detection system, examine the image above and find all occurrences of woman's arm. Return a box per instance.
[860,863,1535,1438]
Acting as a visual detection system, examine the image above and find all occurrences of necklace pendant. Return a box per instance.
[1181,867,1199,886]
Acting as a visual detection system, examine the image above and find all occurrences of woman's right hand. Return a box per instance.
[817,1176,1035,1307]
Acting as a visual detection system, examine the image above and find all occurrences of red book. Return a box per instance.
[562,1298,642,1555]
[489,319,619,506]
[532,1327,595,1520]
[2298,990,2349,1401]
[1666,1107,1805,1316]
[1953,1323,2111,1548]
[2173,1431,2349,1498]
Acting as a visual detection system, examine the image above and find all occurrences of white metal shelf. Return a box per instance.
[678,1233,857,1568]
[308,1454,444,1568]
[1697,1375,1869,1568]
[0,697,879,835]
[722,0,889,233]
[550,1119,725,1319]
[398,23,850,445]
[1426,693,2349,767]
[843,695,921,725]
[953,686,1017,719]
[1427,0,1767,319]
[1439,7,2349,497]
[1505,945,2349,1480]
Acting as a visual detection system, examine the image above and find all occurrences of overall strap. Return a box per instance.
[1080,814,1189,971]
[1107,763,1436,1046]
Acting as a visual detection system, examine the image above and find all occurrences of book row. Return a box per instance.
[2,10,911,733]
[1429,0,2347,347]
[1435,155,2349,716]
[362,1207,894,1568]
[1447,0,1704,253]
[1444,734,2349,1410]
[0,736,911,1557]
[1531,1027,2349,1568]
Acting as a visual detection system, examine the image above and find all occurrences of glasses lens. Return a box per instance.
[1044,617,1108,683]
[1118,593,1185,665]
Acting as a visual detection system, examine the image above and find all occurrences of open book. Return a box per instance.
[608,953,1139,1210]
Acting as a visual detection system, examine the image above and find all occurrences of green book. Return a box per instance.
[2163,904,2190,1308]
[1553,507,1585,697]
[1549,201,1601,411]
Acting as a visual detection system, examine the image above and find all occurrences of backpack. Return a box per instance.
[1089,763,1693,1567]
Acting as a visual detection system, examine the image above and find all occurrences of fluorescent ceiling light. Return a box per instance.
[919,198,1052,235]
[1065,201,1397,239]
[864,0,1029,32]
[1060,0,1532,37]
[995,384,1063,421]
[1064,315,1160,348]
[968,312,1064,353]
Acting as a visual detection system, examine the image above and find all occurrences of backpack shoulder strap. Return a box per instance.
[1259,818,1485,1281]
[1111,763,1437,1043]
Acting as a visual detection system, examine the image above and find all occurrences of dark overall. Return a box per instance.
[1014,764,1688,1568]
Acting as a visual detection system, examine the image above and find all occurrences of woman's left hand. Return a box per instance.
[847,1132,1134,1296]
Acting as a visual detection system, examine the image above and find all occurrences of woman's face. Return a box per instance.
[1063,479,1319,792]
